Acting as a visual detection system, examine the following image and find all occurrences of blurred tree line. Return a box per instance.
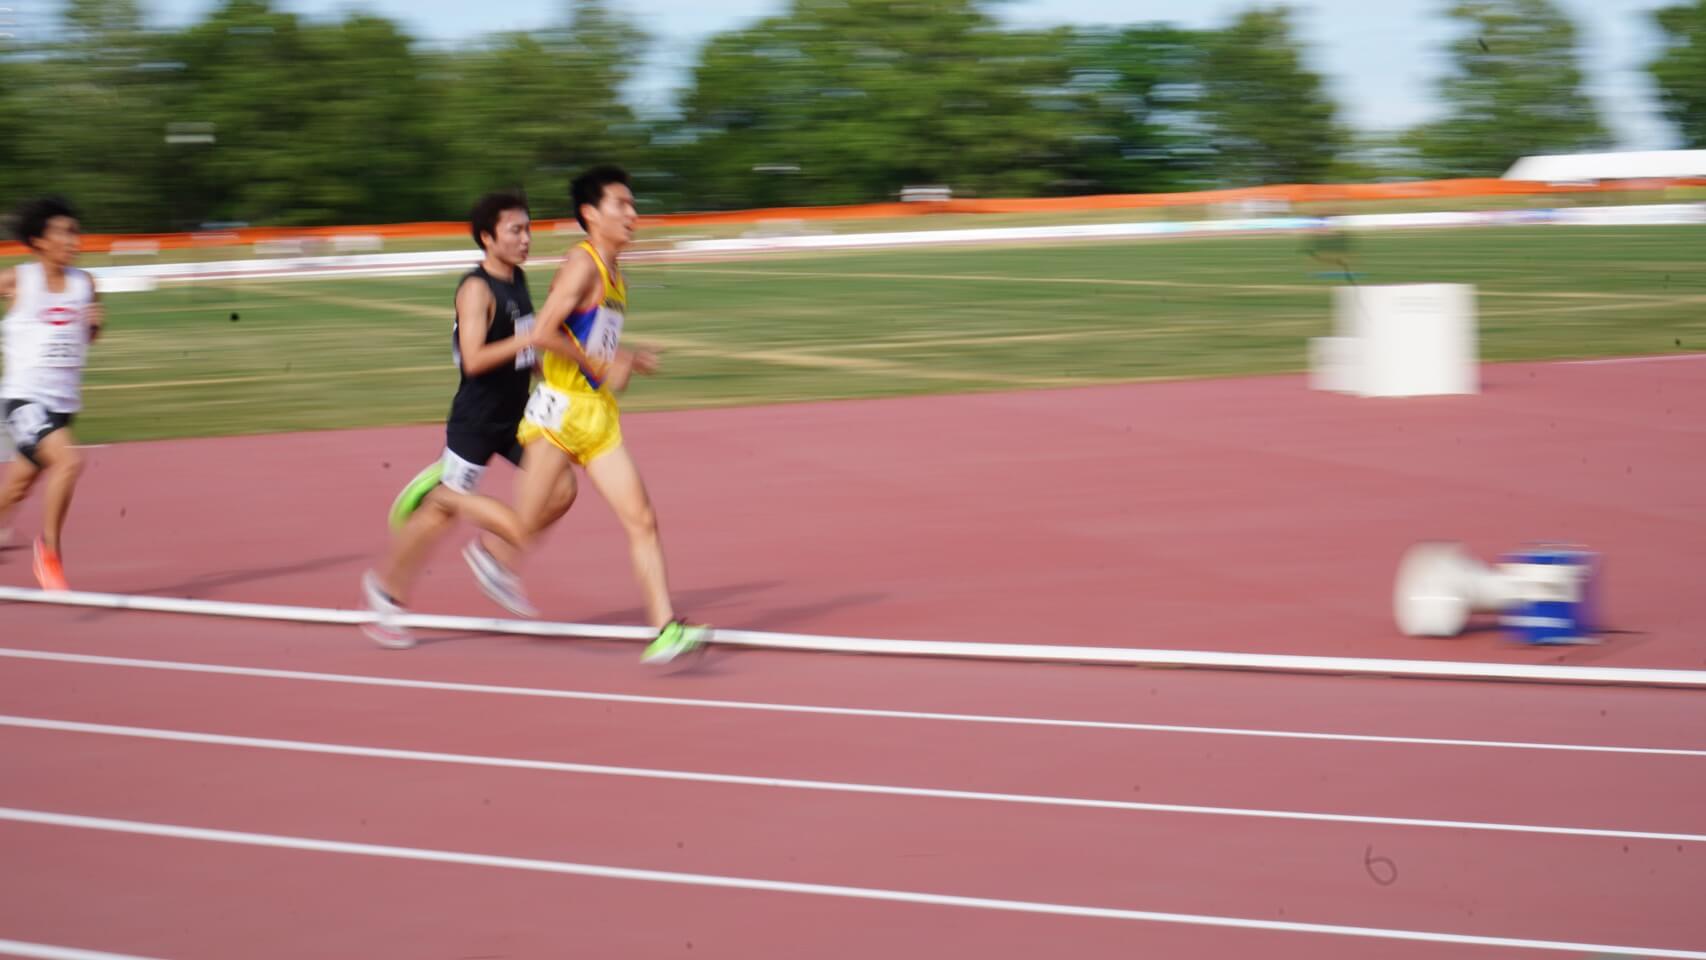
[0,0,1693,233]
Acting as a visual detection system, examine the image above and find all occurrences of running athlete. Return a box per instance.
[515,165,709,664]
[361,191,573,648]
[0,196,102,591]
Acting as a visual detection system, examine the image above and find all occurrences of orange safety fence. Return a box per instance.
[3,176,1702,257]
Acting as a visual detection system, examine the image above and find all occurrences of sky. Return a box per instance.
[10,0,1681,149]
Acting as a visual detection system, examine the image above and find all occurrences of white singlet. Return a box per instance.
[1,262,96,413]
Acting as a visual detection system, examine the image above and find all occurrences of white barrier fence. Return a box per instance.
[82,202,1706,292]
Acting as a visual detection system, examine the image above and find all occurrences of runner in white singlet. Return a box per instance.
[0,196,103,591]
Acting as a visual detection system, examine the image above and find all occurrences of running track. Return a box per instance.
[1,359,1702,958]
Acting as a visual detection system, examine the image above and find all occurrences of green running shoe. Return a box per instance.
[641,618,711,665]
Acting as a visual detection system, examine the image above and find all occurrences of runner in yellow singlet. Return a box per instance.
[515,237,628,466]
[515,165,709,664]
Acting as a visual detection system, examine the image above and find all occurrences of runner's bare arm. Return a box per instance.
[454,275,530,375]
[86,283,104,343]
[529,247,603,374]
[0,267,13,304]
[530,250,661,392]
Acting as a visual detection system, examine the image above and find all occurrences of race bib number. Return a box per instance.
[585,307,624,365]
[523,385,569,428]
[39,314,87,368]
[6,402,51,444]
[438,449,486,494]
[513,313,537,370]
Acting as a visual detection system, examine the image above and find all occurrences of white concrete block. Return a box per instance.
[1326,283,1478,397]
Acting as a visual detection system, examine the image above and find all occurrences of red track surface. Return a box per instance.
[1,359,1703,958]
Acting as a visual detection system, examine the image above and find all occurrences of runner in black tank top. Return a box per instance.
[445,263,534,462]
[360,192,563,647]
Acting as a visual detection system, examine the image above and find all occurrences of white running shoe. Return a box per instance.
[462,539,537,618]
[360,570,416,649]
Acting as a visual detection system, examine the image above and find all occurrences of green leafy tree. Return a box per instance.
[159,0,339,226]
[1405,0,1608,177]
[673,0,1138,209]
[427,0,650,219]
[1650,0,1706,147]
[161,0,463,227]
[0,57,35,216]
[1055,24,1213,193]
[8,0,175,230]
[1197,7,1345,186]
[285,15,441,224]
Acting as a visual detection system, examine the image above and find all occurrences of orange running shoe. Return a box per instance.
[33,537,67,591]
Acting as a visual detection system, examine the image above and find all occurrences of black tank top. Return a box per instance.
[447,264,534,433]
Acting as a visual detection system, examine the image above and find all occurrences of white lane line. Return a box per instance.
[2,807,1702,958]
[5,586,1706,686]
[0,941,166,960]
[4,714,1701,845]
[2,648,1701,759]
[1564,354,1706,366]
